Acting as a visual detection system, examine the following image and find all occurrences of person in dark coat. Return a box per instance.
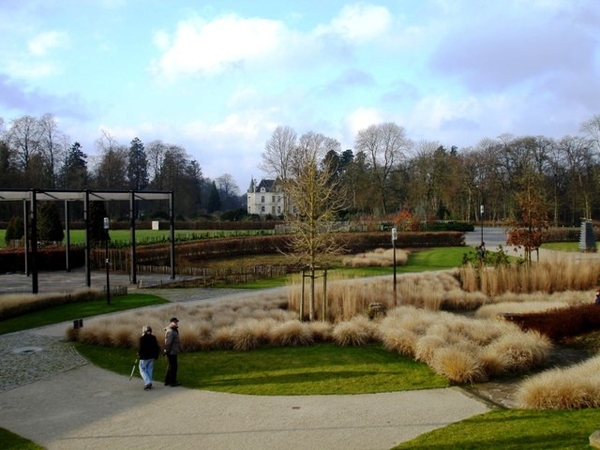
[164,317,181,386]
[138,325,160,390]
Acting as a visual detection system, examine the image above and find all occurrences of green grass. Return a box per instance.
[0,428,43,450]
[0,228,274,248]
[393,408,599,450]
[400,246,468,272]
[75,342,449,395]
[230,246,468,289]
[0,294,168,335]
[542,241,599,252]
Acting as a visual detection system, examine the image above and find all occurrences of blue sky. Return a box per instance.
[1,0,600,192]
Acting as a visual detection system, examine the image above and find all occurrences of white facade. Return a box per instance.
[247,178,288,216]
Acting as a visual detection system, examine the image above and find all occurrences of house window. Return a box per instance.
[261,206,265,213]
[261,196,265,203]
[272,206,275,214]
[277,206,281,214]
[272,196,275,202]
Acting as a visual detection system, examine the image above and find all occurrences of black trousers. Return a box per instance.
[165,354,178,385]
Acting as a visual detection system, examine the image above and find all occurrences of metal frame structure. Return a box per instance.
[0,189,175,293]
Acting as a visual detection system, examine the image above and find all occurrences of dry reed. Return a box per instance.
[460,256,600,296]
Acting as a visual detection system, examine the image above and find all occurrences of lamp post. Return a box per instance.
[480,204,484,245]
[104,217,110,305]
[392,227,397,305]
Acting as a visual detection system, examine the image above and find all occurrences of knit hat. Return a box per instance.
[142,325,152,334]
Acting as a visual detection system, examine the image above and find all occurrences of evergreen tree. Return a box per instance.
[207,181,221,213]
[37,202,64,243]
[60,142,87,189]
[128,137,149,190]
[88,201,109,246]
[5,215,24,245]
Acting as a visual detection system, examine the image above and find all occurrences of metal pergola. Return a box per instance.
[0,189,175,294]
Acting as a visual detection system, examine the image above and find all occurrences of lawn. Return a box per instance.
[76,342,449,395]
[0,293,168,335]
[0,228,274,248]
[0,428,43,450]
[393,408,599,450]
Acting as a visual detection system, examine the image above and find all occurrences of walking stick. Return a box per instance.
[129,359,138,380]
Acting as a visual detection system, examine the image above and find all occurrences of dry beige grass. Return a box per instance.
[286,270,491,321]
[342,248,409,267]
[269,320,316,346]
[331,316,378,346]
[377,306,552,382]
[431,345,486,383]
[0,288,102,319]
[516,354,600,409]
[460,256,600,296]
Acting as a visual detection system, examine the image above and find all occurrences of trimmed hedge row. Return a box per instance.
[0,246,85,274]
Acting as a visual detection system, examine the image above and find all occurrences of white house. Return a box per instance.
[247,178,290,216]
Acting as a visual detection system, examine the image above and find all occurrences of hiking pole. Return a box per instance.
[129,359,138,380]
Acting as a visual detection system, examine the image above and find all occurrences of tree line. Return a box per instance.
[263,116,600,226]
[0,114,244,220]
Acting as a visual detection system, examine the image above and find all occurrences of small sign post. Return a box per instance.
[392,227,397,305]
[104,217,111,305]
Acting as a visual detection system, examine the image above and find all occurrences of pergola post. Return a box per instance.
[130,191,137,285]
[23,199,29,276]
[169,191,175,280]
[84,190,91,287]
[30,190,38,294]
[65,200,71,272]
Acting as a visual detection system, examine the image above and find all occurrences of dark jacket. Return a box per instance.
[138,333,160,360]
[164,325,181,355]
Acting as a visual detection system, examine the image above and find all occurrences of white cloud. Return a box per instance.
[346,107,383,137]
[28,31,69,56]
[151,4,393,81]
[152,14,284,79]
[322,3,391,43]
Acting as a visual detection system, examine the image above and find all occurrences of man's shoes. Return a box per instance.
[144,384,152,390]
[170,381,181,387]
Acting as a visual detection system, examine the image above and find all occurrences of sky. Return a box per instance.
[1,0,600,193]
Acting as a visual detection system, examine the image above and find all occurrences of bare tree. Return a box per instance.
[260,125,297,180]
[38,113,65,188]
[5,115,42,186]
[355,122,412,214]
[94,130,128,189]
[216,173,240,210]
[283,131,347,321]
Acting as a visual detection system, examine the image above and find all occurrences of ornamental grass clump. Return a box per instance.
[342,248,409,267]
[516,355,600,409]
[269,320,316,346]
[431,345,485,383]
[331,316,378,346]
[376,306,551,383]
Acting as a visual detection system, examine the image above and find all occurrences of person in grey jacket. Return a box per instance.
[164,317,181,386]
